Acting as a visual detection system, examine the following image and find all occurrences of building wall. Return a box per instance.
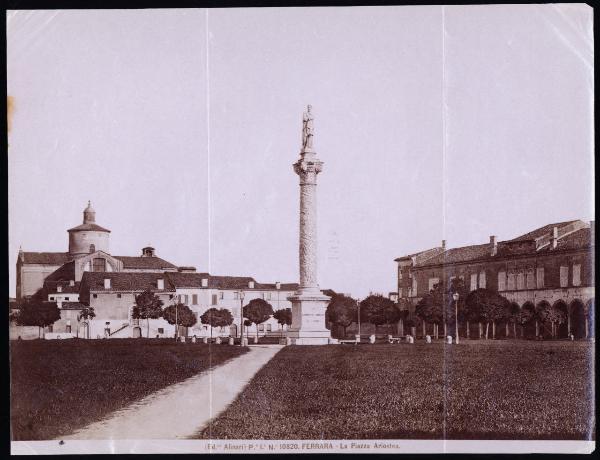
[68,230,110,255]
[17,263,63,299]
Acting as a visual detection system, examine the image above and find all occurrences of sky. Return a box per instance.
[7,5,594,299]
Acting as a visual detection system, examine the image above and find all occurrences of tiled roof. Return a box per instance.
[164,272,299,291]
[509,220,579,242]
[395,247,444,265]
[537,227,592,252]
[421,243,491,266]
[115,256,177,270]
[81,272,176,293]
[21,252,72,265]
[60,302,86,310]
[46,280,81,294]
[44,261,75,283]
[67,223,111,232]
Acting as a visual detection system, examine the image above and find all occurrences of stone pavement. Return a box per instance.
[60,344,283,440]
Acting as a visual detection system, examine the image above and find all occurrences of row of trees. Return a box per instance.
[325,293,403,337]
[415,279,569,340]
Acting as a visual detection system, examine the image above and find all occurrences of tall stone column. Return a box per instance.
[287,105,336,345]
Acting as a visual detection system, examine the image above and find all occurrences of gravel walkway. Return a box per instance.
[60,345,283,440]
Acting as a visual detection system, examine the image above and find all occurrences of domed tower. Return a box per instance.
[68,201,111,256]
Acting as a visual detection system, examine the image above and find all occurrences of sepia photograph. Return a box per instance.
[6,4,595,455]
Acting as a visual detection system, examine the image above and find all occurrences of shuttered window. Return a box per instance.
[572,264,581,287]
[536,267,545,288]
[498,271,506,291]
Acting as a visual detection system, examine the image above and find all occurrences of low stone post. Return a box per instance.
[425,335,431,344]
[253,336,258,344]
[446,335,453,344]
[228,337,234,345]
[355,334,361,343]
[203,337,208,344]
[285,337,292,346]
[215,336,221,344]
[180,336,186,343]
[369,334,376,344]
[191,335,197,343]
[242,337,249,346]
[408,335,414,344]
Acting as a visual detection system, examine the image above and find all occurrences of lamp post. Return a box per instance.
[357,298,361,338]
[239,290,245,346]
[452,292,460,344]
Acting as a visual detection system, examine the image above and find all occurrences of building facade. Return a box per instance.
[395,220,595,339]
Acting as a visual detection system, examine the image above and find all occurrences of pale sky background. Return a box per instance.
[7,5,594,299]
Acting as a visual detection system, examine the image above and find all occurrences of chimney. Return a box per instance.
[276,281,281,290]
[69,280,75,287]
[142,246,155,257]
[490,236,498,256]
[57,285,62,293]
[441,240,446,250]
[157,278,164,290]
[551,226,558,249]
[248,280,255,289]
[104,278,111,289]
[18,246,24,262]
[201,278,208,288]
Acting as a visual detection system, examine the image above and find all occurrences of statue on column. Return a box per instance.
[302,105,314,151]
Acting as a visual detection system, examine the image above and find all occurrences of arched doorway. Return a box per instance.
[522,302,536,338]
[535,301,551,339]
[570,299,587,339]
[553,300,569,338]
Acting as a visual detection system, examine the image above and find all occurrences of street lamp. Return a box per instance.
[452,292,460,344]
[357,298,361,338]
[239,290,245,346]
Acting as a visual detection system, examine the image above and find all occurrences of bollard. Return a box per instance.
[253,336,258,344]
[192,335,197,343]
[180,336,186,343]
[203,337,208,344]
[425,335,432,344]
[242,337,249,346]
[446,336,453,344]
[228,337,234,345]
[215,336,221,344]
[408,336,414,344]
[355,334,361,343]
[285,337,292,346]
[369,334,376,344]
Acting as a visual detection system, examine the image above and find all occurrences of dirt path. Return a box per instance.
[60,345,283,440]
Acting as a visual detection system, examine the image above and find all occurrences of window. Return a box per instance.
[516,271,525,290]
[219,292,224,300]
[572,264,581,287]
[158,328,164,334]
[50,297,54,301]
[398,288,403,298]
[536,267,545,288]
[267,324,272,332]
[258,324,265,332]
[169,294,174,299]
[93,294,98,298]
[192,294,198,305]
[179,294,188,305]
[560,266,569,287]
[89,244,95,253]
[470,273,478,291]
[506,271,515,290]
[117,294,122,298]
[65,297,70,301]
[398,268,403,280]
[93,258,106,272]
[66,325,71,333]
[428,277,439,292]
[479,271,486,289]
[412,278,417,296]
[526,269,535,289]
[48,325,53,333]
[212,294,218,305]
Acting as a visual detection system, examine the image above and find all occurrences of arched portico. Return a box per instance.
[522,301,536,338]
[552,300,569,338]
[535,300,551,338]
[570,299,588,339]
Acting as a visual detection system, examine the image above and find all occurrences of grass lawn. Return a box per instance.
[10,339,248,440]
[197,340,594,440]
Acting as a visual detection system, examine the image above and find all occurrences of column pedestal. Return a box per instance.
[287,290,337,345]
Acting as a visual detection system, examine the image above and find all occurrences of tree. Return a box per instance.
[200,307,226,338]
[465,289,510,340]
[16,298,61,338]
[163,303,198,339]
[326,294,357,338]
[273,308,293,337]
[416,279,468,339]
[360,294,400,334]
[243,298,274,343]
[537,303,566,339]
[132,289,164,338]
[77,306,96,339]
